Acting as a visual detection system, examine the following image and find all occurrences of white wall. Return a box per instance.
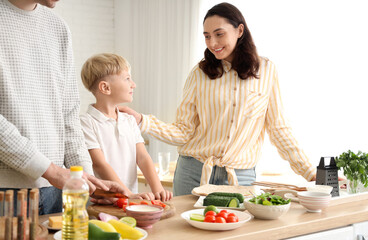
[52,0,115,113]
[52,0,368,183]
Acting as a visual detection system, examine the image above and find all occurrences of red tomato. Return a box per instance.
[159,202,166,208]
[140,201,149,205]
[216,212,228,219]
[204,215,216,223]
[151,200,161,205]
[122,205,127,212]
[215,216,226,223]
[116,198,128,208]
[219,210,228,214]
[226,216,238,223]
[205,211,216,216]
[129,202,139,206]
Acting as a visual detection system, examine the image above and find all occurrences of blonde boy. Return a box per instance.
[80,53,172,201]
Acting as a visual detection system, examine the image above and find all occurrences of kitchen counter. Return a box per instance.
[41,194,368,240]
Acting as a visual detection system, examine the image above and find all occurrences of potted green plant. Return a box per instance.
[335,150,368,194]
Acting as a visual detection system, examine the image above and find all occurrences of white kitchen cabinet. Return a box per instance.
[286,226,354,240]
[353,221,368,239]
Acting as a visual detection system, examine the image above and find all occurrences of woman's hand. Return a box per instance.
[118,105,142,125]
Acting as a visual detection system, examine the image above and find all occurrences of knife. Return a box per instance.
[91,189,128,199]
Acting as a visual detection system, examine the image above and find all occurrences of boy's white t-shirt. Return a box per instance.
[80,104,144,193]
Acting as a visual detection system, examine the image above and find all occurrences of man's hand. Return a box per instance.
[42,163,71,189]
[118,106,142,125]
[43,163,112,194]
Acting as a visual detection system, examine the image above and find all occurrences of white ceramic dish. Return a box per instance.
[194,196,246,210]
[243,199,291,220]
[181,208,252,231]
[297,191,331,212]
[53,227,148,240]
[42,220,61,231]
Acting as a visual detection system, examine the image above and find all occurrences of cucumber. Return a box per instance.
[203,196,231,207]
[227,198,240,207]
[207,192,245,202]
[190,213,205,222]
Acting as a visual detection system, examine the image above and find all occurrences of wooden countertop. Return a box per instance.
[41,194,368,240]
[137,161,176,188]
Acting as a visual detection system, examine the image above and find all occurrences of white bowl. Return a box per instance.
[243,199,291,220]
[306,185,333,194]
[181,209,252,231]
[297,191,331,212]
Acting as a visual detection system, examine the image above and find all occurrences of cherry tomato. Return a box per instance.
[227,213,239,221]
[219,209,228,214]
[204,215,216,223]
[205,211,217,216]
[215,216,226,223]
[129,202,139,206]
[216,212,228,219]
[116,198,128,208]
[159,202,167,208]
[140,201,149,205]
[226,216,239,223]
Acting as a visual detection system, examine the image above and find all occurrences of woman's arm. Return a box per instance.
[119,69,199,146]
[88,148,133,195]
[264,63,315,181]
[136,143,173,201]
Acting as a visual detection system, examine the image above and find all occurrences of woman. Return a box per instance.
[122,2,316,196]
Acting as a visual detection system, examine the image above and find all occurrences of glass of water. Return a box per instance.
[158,152,170,177]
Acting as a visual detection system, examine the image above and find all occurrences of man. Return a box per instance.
[0,0,124,214]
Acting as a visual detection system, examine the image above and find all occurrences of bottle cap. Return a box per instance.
[70,166,83,172]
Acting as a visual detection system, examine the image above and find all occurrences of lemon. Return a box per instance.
[203,205,218,215]
[119,216,137,228]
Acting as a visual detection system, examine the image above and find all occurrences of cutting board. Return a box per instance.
[87,202,176,220]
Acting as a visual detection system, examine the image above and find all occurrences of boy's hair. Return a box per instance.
[81,53,131,92]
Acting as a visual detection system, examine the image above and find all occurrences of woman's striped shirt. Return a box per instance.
[141,57,315,185]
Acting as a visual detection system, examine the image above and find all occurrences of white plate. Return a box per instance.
[181,209,252,231]
[194,196,246,210]
[53,227,148,240]
[42,220,61,231]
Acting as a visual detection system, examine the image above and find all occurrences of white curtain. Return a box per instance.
[114,0,202,162]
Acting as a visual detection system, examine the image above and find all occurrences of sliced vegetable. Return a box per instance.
[227,198,240,208]
[119,216,137,227]
[190,213,205,222]
[98,212,118,222]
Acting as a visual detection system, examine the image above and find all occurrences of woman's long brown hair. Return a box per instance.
[199,2,259,80]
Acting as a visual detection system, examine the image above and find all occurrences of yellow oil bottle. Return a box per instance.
[62,166,89,240]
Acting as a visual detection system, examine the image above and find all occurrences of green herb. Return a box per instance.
[335,150,368,188]
[249,192,290,205]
